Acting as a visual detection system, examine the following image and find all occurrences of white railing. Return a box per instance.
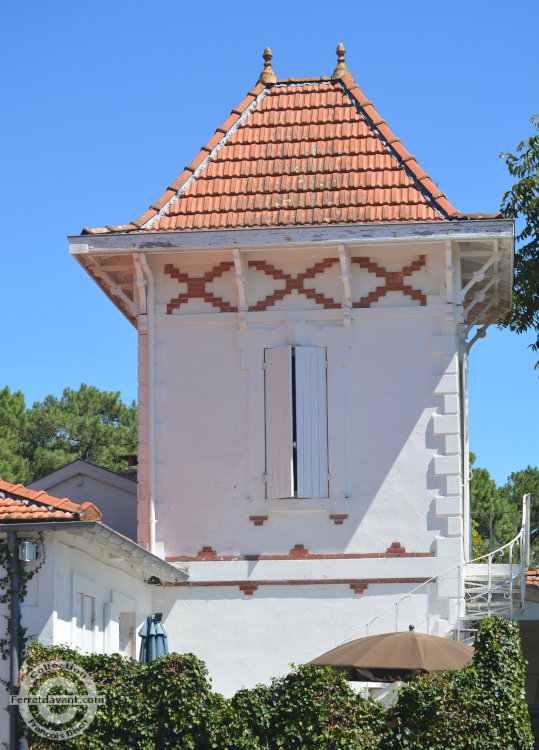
[457,491,530,639]
[364,494,530,640]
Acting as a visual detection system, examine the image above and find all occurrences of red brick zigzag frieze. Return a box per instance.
[164,261,238,314]
[164,256,427,313]
[248,258,341,311]
[352,255,427,307]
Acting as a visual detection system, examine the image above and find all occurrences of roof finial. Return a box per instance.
[258,47,277,85]
[332,42,352,80]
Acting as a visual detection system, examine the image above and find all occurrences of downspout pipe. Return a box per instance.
[7,530,20,750]
[134,253,156,554]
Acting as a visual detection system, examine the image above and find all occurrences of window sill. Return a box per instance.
[244,496,350,515]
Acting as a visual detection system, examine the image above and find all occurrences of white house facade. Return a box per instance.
[69,46,513,695]
[0,479,186,745]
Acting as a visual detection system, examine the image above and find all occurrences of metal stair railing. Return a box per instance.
[364,494,530,641]
[458,492,530,640]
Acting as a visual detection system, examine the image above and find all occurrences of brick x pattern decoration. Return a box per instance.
[164,261,239,314]
[164,255,427,312]
[352,254,427,307]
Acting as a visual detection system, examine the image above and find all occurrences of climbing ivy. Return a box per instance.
[385,618,533,749]
[21,618,533,749]
[0,533,45,670]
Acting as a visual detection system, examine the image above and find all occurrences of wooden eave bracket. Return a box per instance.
[338,245,352,326]
[133,254,148,316]
[461,251,499,299]
[457,240,505,351]
[232,248,247,329]
[86,257,137,320]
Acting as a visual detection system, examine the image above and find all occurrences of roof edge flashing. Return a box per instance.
[141,86,270,231]
[338,79,453,220]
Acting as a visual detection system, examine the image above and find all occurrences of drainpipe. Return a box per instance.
[7,530,20,750]
[134,253,156,555]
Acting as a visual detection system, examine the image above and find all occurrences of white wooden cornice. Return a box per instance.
[70,219,514,256]
[70,220,514,333]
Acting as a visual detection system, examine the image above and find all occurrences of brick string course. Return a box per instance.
[166,577,431,596]
[166,542,433,563]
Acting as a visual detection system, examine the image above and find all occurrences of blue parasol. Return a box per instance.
[138,613,168,664]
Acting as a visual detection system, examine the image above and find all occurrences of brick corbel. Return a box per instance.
[239,583,259,596]
[196,546,217,560]
[249,515,268,527]
[289,544,309,558]
[350,582,368,595]
[385,542,407,557]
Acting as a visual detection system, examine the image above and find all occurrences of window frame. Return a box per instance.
[264,345,329,500]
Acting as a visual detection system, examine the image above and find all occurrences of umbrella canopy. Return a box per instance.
[138,613,169,664]
[308,630,474,682]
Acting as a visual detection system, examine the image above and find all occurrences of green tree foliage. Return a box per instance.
[500,466,539,515]
[23,618,533,749]
[0,387,32,483]
[469,453,517,553]
[231,666,386,749]
[500,116,539,364]
[500,466,539,565]
[470,518,489,559]
[470,454,539,565]
[0,384,137,484]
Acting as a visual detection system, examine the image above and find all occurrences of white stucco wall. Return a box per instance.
[156,576,457,696]
[143,242,462,559]
[131,239,467,693]
[51,532,152,654]
[0,529,154,748]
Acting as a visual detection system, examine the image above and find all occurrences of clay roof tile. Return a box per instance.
[0,478,103,522]
[83,48,490,234]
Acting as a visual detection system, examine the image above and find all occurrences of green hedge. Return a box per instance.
[23,618,532,749]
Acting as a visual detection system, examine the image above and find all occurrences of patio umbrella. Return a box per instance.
[138,613,169,664]
[308,629,474,682]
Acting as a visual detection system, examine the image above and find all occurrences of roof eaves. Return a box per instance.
[339,73,460,220]
[0,520,188,582]
[0,479,102,521]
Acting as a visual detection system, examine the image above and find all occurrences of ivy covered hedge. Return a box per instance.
[23,618,532,749]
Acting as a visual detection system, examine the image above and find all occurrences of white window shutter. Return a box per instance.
[265,346,294,499]
[295,347,328,498]
[76,592,95,652]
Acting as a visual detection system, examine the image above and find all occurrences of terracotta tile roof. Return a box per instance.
[83,51,499,236]
[527,569,539,587]
[0,478,102,522]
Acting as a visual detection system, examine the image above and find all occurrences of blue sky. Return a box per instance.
[1,0,537,485]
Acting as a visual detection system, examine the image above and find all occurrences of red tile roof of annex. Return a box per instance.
[0,478,102,522]
[527,570,539,588]
[83,52,499,236]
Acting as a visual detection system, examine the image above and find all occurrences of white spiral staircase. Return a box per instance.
[457,493,530,641]
[365,494,531,642]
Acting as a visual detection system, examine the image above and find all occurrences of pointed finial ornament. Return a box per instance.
[258,47,277,85]
[331,42,352,80]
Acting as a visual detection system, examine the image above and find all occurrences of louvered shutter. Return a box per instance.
[264,346,294,499]
[295,347,328,498]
